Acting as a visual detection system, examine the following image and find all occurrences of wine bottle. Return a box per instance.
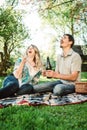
[46,56,52,78]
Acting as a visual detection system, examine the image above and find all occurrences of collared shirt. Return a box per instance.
[13,58,41,87]
[55,49,82,84]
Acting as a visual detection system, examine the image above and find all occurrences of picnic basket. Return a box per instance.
[75,82,87,94]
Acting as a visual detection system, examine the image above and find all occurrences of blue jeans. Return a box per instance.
[0,74,33,99]
[33,80,75,96]
[2,74,19,88]
[15,84,33,96]
[53,82,75,96]
[0,74,19,99]
[33,80,61,93]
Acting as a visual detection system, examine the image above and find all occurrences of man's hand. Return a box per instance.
[42,70,54,78]
[46,70,54,78]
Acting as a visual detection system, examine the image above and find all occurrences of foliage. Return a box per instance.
[21,0,87,60]
[5,0,19,7]
[0,0,87,75]
[39,0,87,36]
[38,0,87,59]
[0,77,4,87]
[0,5,29,75]
[81,72,87,81]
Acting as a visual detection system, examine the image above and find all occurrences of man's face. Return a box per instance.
[60,35,71,48]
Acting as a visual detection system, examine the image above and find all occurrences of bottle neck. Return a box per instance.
[46,57,52,70]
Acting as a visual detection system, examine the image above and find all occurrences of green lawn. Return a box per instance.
[0,103,87,130]
[0,73,87,130]
[81,72,87,82]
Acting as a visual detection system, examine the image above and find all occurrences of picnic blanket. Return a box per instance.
[0,92,87,108]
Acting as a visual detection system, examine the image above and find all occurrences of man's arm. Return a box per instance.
[45,70,79,81]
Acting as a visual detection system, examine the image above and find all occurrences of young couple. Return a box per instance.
[0,34,82,99]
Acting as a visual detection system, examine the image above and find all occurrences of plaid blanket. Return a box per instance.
[0,93,87,108]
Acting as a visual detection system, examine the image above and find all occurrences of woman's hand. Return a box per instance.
[13,56,27,79]
[22,56,27,64]
[42,70,46,77]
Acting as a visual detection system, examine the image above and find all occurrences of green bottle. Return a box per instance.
[46,56,52,78]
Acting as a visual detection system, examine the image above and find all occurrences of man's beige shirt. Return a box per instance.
[55,49,82,84]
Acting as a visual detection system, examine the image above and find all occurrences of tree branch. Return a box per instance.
[40,0,75,12]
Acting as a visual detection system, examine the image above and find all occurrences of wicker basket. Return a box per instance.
[75,82,87,94]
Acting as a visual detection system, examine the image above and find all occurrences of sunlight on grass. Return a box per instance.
[81,79,87,82]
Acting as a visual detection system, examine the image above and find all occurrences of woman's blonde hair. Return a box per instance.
[26,44,43,69]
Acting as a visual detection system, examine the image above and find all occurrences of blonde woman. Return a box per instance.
[0,44,43,99]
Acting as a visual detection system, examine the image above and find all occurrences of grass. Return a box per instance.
[0,104,87,130]
[0,73,87,130]
[81,72,87,82]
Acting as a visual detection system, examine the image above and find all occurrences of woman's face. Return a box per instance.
[27,46,35,57]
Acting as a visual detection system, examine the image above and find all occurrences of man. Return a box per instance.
[33,34,82,96]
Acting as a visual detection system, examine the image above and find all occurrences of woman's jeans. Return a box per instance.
[33,80,75,96]
[0,75,75,99]
[0,74,19,99]
[16,84,33,96]
[0,74,33,99]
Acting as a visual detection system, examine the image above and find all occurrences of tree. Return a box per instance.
[38,0,87,53]
[0,6,29,75]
